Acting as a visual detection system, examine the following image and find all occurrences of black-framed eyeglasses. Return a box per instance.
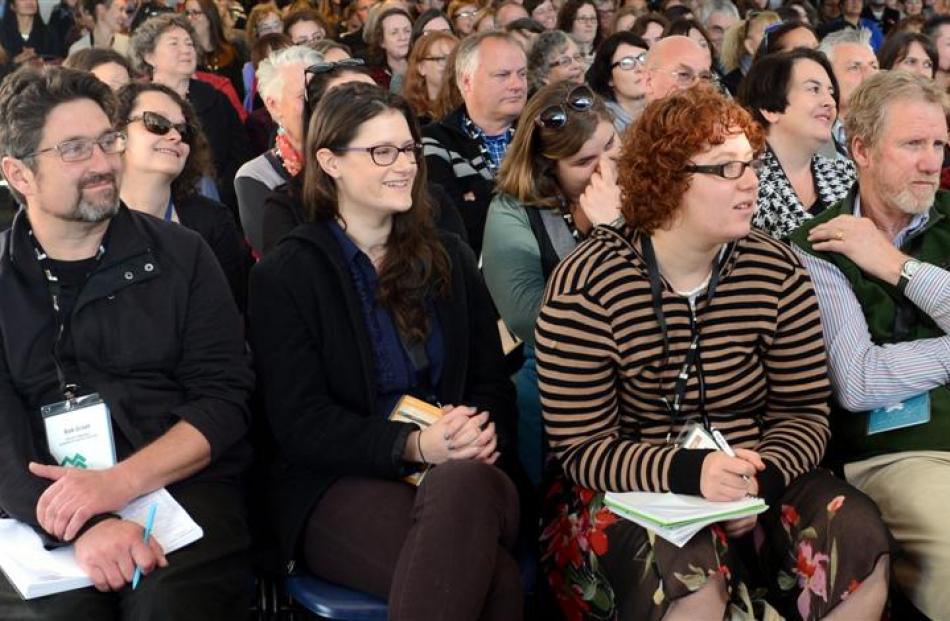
[126,111,192,144]
[22,130,127,162]
[611,52,647,71]
[535,84,595,129]
[548,53,584,69]
[683,158,764,179]
[333,142,423,166]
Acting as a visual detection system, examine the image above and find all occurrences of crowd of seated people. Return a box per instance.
[1,0,950,618]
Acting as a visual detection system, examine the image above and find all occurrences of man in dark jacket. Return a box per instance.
[422,31,527,255]
[0,66,254,619]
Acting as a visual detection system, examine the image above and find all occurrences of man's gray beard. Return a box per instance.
[885,184,935,217]
[72,185,120,223]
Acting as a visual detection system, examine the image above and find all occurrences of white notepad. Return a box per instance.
[0,488,203,600]
[605,491,768,547]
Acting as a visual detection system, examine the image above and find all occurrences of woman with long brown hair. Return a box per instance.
[248,82,523,620]
[184,0,247,99]
[402,30,458,124]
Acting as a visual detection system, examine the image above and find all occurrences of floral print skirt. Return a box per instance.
[541,469,892,621]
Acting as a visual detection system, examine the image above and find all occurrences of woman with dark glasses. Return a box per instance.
[587,31,650,133]
[535,86,890,621]
[116,82,249,308]
[482,82,621,487]
[248,82,524,620]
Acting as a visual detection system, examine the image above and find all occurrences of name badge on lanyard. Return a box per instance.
[867,393,931,435]
[41,393,117,469]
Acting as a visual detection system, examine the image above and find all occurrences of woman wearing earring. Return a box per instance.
[248,82,523,620]
[235,45,322,255]
[116,82,249,308]
[482,82,621,487]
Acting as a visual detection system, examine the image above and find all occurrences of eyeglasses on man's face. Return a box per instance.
[683,158,764,179]
[334,142,424,166]
[22,130,127,162]
[665,67,719,87]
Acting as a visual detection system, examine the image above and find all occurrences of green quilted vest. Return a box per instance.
[789,188,950,462]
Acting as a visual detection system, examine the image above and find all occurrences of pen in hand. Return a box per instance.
[132,502,157,590]
[710,428,752,484]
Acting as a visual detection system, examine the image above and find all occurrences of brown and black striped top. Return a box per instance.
[535,225,831,502]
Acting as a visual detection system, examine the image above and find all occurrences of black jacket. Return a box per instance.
[0,206,254,541]
[422,106,500,256]
[260,177,468,256]
[176,193,252,311]
[188,78,251,215]
[247,222,517,570]
[0,13,55,60]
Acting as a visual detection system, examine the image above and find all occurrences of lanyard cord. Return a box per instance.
[27,228,105,399]
[640,235,725,434]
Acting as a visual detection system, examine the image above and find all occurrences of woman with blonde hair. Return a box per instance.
[482,82,621,485]
[719,9,779,93]
[402,30,459,124]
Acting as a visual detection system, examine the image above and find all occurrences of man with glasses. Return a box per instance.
[422,31,528,254]
[0,66,254,619]
[643,35,716,102]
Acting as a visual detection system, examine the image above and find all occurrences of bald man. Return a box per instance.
[644,35,715,101]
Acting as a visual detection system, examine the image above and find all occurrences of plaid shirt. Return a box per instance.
[462,114,515,177]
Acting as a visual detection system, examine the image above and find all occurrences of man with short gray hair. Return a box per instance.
[790,71,950,620]
[818,27,878,155]
[422,31,527,254]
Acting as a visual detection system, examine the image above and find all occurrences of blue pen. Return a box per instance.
[132,502,158,590]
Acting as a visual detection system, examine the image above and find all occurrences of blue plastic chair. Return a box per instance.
[284,573,388,621]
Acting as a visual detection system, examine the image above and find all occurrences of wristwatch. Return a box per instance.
[897,258,923,294]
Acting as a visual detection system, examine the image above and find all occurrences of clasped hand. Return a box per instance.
[418,405,499,465]
[29,461,136,542]
[700,448,765,539]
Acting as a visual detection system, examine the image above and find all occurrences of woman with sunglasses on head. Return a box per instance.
[260,61,466,254]
[527,30,586,93]
[235,45,322,256]
[248,82,523,620]
[116,82,249,308]
[587,31,649,132]
[737,48,856,240]
[536,85,891,621]
[482,82,621,487]
[558,0,600,64]
[402,31,459,125]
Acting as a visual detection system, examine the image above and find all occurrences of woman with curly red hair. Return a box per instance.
[534,86,892,620]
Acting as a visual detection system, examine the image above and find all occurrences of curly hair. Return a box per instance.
[619,85,765,232]
[129,14,200,78]
[115,82,215,204]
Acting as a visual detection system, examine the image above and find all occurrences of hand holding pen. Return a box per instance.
[699,432,765,502]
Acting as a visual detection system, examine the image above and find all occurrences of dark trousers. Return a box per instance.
[303,460,523,621]
[0,481,253,621]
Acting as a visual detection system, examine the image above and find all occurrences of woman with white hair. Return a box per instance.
[235,44,322,255]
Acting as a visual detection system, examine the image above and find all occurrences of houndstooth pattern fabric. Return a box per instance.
[753,144,856,240]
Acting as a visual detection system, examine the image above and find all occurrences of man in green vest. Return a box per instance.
[789,71,950,620]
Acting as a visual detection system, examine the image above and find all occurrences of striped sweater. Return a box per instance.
[535,225,831,503]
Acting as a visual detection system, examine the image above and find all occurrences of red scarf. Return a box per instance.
[275,130,303,177]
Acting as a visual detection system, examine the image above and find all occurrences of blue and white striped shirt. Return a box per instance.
[794,196,950,412]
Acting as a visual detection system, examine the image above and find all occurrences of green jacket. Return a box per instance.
[789,189,950,462]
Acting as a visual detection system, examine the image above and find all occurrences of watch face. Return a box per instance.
[903,259,923,278]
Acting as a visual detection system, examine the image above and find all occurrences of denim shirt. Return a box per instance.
[327,220,444,417]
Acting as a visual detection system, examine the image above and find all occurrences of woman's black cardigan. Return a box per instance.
[247,221,518,571]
